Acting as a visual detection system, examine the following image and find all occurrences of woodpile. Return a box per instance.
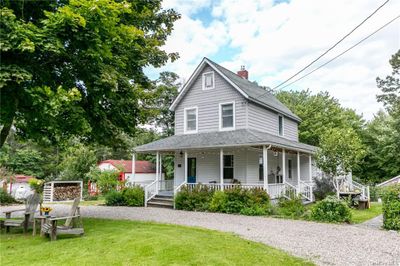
[53,184,81,201]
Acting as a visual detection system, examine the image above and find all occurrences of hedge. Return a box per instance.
[175,185,271,215]
[381,184,400,231]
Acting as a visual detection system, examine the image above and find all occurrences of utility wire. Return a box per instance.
[277,15,400,90]
[271,0,390,90]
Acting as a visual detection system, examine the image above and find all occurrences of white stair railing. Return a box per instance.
[299,181,313,202]
[267,183,285,199]
[283,182,298,199]
[144,180,157,207]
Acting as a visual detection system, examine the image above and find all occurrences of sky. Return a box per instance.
[147,0,400,120]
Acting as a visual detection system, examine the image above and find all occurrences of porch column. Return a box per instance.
[184,151,188,183]
[220,148,224,191]
[131,152,136,182]
[282,148,286,183]
[309,155,312,182]
[263,145,268,192]
[159,153,163,181]
[156,151,160,192]
[297,151,301,188]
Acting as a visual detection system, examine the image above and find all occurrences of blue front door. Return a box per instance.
[187,158,196,183]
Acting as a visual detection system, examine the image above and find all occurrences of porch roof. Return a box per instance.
[134,129,317,153]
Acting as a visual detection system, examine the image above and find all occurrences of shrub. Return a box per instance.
[175,185,214,211]
[277,196,305,218]
[122,186,144,207]
[105,190,125,206]
[313,177,335,201]
[369,186,381,202]
[88,167,121,194]
[209,187,270,215]
[209,191,228,212]
[381,184,400,231]
[0,190,18,205]
[311,196,352,223]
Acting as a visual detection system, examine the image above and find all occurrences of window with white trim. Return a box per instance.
[202,72,214,90]
[220,103,234,130]
[278,115,284,136]
[184,107,197,133]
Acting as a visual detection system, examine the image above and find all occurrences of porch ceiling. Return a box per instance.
[134,129,317,154]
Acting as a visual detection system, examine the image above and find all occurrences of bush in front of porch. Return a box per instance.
[105,186,145,207]
[175,185,271,216]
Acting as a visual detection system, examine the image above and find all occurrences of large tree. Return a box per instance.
[275,90,364,147]
[0,0,180,148]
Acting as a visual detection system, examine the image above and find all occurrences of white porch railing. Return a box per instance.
[299,181,313,202]
[267,183,286,199]
[144,180,157,207]
[174,182,305,201]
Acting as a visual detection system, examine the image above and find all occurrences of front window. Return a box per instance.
[259,155,263,181]
[288,159,292,179]
[278,115,284,136]
[203,72,214,90]
[185,107,197,133]
[223,155,234,179]
[220,103,234,130]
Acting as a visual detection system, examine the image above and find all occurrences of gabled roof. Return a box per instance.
[134,129,317,153]
[99,160,156,174]
[170,57,301,122]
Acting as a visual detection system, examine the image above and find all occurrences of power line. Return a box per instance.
[271,0,390,90]
[277,15,400,90]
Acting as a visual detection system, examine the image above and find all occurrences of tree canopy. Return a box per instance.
[0,0,180,148]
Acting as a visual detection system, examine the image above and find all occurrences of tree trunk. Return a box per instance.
[0,116,13,148]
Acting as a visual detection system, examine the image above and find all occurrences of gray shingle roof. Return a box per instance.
[206,58,301,122]
[134,129,317,153]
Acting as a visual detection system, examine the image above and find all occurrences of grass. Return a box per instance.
[48,198,105,206]
[0,218,314,266]
[350,202,382,224]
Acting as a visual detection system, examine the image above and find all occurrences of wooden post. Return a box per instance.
[297,151,301,189]
[263,146,268,192]
[220,149,224,191]
[132,153,136,182]
[309,155,312,182]
[184,151,188,183]
[282,148,286,183]
[50,182,54,203]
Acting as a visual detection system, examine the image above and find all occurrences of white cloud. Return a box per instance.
[154,0,400,119]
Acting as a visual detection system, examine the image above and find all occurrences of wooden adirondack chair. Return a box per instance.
[41,198,84,241]
[3,193,41,234]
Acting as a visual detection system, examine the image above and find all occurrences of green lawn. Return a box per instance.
[0,218,313,266]
[350,202,382,224]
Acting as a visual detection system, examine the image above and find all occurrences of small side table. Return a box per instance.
[33,215,53,236]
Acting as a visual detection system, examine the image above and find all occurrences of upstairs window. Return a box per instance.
[220,102,235,130]
[202,72,214,90]
[224,155,234,179]
[184,107,198,133]
[278,115,284,136]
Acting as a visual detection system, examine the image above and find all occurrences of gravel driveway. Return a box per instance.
[1,204,399,266]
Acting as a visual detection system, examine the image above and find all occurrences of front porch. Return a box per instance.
[132,129,318,207]
[135,145,316,206]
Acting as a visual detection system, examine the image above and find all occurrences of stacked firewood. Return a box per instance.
[53,185,81,201]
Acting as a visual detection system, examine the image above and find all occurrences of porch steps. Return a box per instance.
[147,195,174,209]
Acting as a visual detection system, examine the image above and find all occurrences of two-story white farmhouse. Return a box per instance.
[134,58,319,206]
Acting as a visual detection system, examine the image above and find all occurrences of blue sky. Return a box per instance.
[148,0,400,119]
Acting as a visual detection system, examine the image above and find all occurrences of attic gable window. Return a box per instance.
[278,115,284,136]
[202,71,214,90]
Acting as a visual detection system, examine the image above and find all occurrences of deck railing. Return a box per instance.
[267,183,285,199]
